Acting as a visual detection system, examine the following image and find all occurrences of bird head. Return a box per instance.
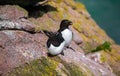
[60,19,73,29]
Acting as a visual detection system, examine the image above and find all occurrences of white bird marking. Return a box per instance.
[48,41,65,55]
[61,29,72,46]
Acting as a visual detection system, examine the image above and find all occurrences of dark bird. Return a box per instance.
[43,30,65,56]
[58,19,73,48]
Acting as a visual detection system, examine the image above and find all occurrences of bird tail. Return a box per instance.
[42,30,53,38]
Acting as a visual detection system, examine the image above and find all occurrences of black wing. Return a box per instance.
[47,33,64,48]
[43,30,54,38]
[47,39,61,48]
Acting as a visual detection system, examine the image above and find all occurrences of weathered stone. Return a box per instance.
[70,27,83,45]
[0,5,28,20]
[0,31,46,73]
[0,5,36,33]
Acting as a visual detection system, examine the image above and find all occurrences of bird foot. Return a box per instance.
[60,51,64,55]
[66,46,75,51]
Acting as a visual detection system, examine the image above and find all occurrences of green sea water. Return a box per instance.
[75,0,120,44]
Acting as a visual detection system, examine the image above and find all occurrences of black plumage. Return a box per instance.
[43,30,65,56]
[43,30,64,47]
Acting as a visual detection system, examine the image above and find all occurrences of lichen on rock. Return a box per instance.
[3,57,58,76]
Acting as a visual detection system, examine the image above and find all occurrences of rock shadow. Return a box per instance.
[24,5,57,18]
[0,0,46,6]
[0,0,58,18]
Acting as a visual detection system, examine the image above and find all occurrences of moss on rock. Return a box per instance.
[4,57,59,76]
[15,5,28,17]
[51,56,94,76]
[3,56,93,76]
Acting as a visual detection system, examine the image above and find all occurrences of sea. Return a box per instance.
[75,0,120,44]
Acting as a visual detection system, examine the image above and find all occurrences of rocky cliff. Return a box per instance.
[0,0,120,76]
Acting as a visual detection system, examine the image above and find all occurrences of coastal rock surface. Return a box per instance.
[0,0,120,76]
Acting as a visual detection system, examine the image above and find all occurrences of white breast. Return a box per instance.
[48,41,65,55]
[61,29,73,46]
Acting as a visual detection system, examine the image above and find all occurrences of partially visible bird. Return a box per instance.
[58,19,73,49]
[43,30,65,56]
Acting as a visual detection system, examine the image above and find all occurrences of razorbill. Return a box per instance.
[43,30,65,56]
[58,19,73,48]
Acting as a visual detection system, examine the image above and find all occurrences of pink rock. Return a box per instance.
[0,31,47,73]
[0,5,28,20]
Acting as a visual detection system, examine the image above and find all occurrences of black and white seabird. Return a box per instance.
[58,19,73,48]
[43,30,65,56]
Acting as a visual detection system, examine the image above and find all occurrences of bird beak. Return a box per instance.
[69,21,73,25]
